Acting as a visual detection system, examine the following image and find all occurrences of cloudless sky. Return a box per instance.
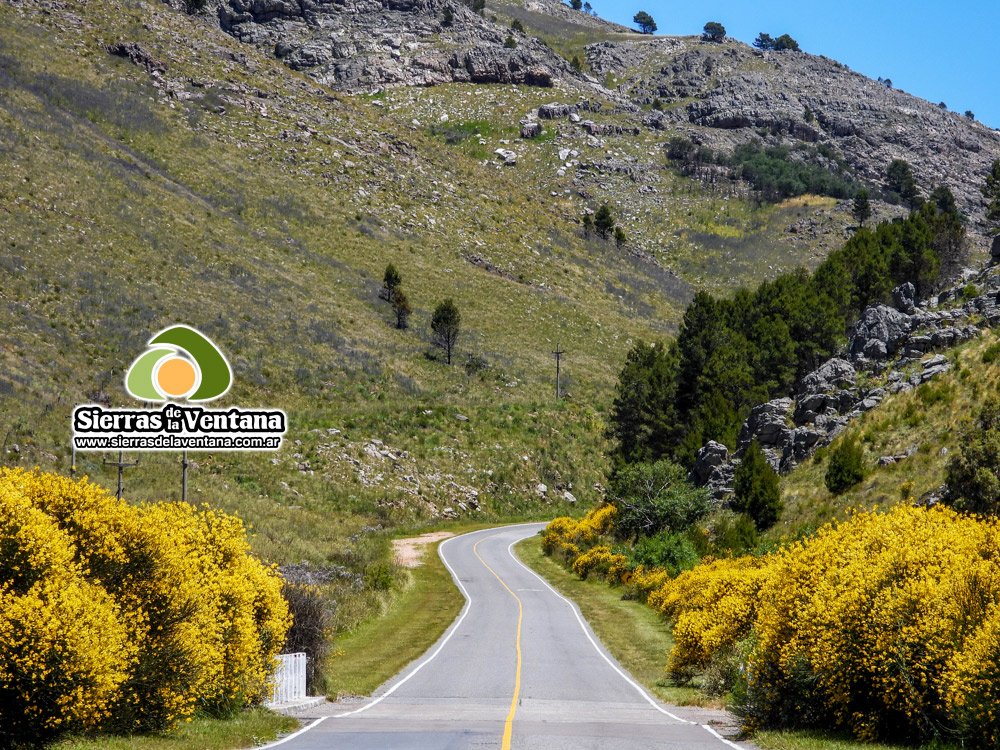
[598,0,1000,129]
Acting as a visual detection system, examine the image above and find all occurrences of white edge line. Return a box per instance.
[508,533,746,749]
[262,520,547,750]
[256,716,328,748]
[703,723,744,750]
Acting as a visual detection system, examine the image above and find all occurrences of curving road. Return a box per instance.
[267,523,747,750]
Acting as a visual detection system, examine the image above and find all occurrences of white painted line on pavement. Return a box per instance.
[703,723,745,750]
[256,716,328,748]
[508,534,746,749]
[331,523,545,720]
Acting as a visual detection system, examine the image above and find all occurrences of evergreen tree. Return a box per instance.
[753,33,775,50]
[702,22,726,43]
[431,299,461,364]
[614,226,627,248]
[381,263,402,301]
[607,341,681,465]
[945,398,1000,515]
[569,0,582,8]
[633,11,657,34]
[825,436,865,494]
[853,188,872,227]
[504,34,517,48]
[886,159,921,209]
[773,34,800,51]
[510,18,524,32]
[442,6,454,26]
[581,212,594,238]
[731,441,782,531]
[984,158,1000,235]
[594,203,616,239]
[391,289,412,330]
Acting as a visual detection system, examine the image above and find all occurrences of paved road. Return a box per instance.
[268,523,745,750]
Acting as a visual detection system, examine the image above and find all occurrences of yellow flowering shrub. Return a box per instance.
[662,504,1000,746]
[649,556,766,681]
[571,545,630,581]
[0,468,290,741]
[541,504,616,563]
[0,473,134,741]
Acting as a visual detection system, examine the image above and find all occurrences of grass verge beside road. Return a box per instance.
[51,708,297,750]
[322,524,504,699]
[516,534,958,750]
[514,535,711,707]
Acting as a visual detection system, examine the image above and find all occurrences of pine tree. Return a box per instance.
[392,289,412,330]
[614,226,627,248]
[825,436,865,494]
[701,22,726,43]
[632,11,657,34]
[731,441,782,531]
[852,188,872,227]
[431,299,461,364]
[594,203,616,239]
[381,264,401,301]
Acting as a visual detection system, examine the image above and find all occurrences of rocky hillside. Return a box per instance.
[198,0,1000,249]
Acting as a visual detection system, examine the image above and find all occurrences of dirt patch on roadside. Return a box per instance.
[393,531,454,568]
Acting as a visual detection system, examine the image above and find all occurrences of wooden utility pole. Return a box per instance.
[553,343,565,400]
[181,450,189,502]
[103,451,139,500]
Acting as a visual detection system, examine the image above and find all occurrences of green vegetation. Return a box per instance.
[984,158,1000,233]
[852,188,872,227]
[753,33,801,51]
[701,22,726,43]
[607,201,966,469]
[944,398,1000,515]
[607,459,710,541]
[51,709,297,750]
[886,158,921,208]
[632,11,657,34]
[323,535,465,698]
[430,299,462,365]
[516,537,711,707]
[824,435,866,494]
[732,441,782,530]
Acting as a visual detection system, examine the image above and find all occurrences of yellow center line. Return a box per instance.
[473,536,523,750]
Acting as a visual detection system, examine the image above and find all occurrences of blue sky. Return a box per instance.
[598,1,1000,129]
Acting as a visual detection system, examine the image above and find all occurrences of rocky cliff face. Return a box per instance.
[694,267,1000,499]
[589,38,1000,238]
[210,0,576,90]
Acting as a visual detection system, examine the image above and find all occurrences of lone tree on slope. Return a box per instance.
[392,289,412,330]
[381,263,402,301]
[431,299,462,364]
[633,11,657,34]
[853,188,872,227]
[594,203,616,239]
[702,22,726,43]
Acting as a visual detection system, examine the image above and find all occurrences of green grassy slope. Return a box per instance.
[773,331,997,538]
[0,0,853,592]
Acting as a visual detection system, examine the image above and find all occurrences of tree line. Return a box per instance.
[608,188,967,471]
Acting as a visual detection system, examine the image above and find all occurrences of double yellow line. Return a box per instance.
[472,536,523,750]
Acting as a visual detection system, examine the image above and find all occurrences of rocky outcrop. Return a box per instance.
[210,0,572,91]
[586,38,1000,238]
[693,268,1000,498]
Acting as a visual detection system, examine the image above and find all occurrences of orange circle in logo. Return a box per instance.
[157,357,197,398]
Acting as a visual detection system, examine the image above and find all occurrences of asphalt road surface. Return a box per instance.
[267,523,747,750]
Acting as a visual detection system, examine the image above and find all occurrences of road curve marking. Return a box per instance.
[472,535,524,750]
[507,536,746,749]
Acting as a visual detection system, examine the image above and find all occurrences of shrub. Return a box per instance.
[541,504,616,562]
[731,441,782,531]
[945,398,1000,515]
[571,545,630,581]
[607,460,711,541]
[824,436,865,494]
[0,468,290,739]
[626,531,699,576]
[282,583,333,693]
